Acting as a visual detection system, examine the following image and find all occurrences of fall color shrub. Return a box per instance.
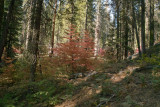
[54,25,95,75]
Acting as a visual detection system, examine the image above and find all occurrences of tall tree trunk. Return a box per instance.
[131,19,135,50]
[25,1,32,50]
[120,14,122,60]
[124,19,129,58]
[57,0,62,44]
[132,0,141,56]
[145,0,150,48]
[0,0,4,33]
[149,0,154,47]
[0,0,15,62]
[0,0,4,61]
[51,0,58,54]
[29,0,43,82]
[94,0,101,56]
[141,0,146,54]
[116,2,120,60]
[124,1,129,59]
[26,20,30,50]
[27,0,36,52]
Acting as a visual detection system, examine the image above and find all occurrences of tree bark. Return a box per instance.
[124,1,129,59]
[51,0,58,55]
[149,0,154,47]
[94,0,101,56]
[0,0,4,33]
[0,0,4,60]
[132,0,141,56]
[29,0,43,82]
[120,14,122,60]
[116,2,120,60]
[124,18,129,58]
[145,0,150,48]
[141,0,146,54]
[26,20,30,50]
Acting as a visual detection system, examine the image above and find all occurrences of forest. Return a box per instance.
[0,0,160,106]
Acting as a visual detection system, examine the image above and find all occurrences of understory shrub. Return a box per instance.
[138,54,160,67]
[0,79,74,107]
[53,25,96,75]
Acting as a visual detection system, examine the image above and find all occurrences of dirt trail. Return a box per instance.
[110,66,139,83]
[55,65,138,107]
[56,85,101,107]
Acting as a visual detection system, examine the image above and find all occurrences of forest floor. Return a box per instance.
[55,44,160,107]
[55,61,138,107]
[1,44,160,107]
[55,61,160,107]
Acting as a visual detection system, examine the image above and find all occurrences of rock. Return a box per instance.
[86,71,97,77]
[75,73,83,78]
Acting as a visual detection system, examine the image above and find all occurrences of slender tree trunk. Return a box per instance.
[120,15,122,60]
[51,0,58,54]
[124,1,129,59]
[57,24,59,44]
[57,0,62,43]
[149,0,154,47]
[26,20,30,50]
[25,0,33,50]
[116,3,120,60]
[94,0,101,56]
[132,17,135,50]
[132,0,141,56]
[0,0,4,61]
[0,0,4,33]
[0,0,15,62]
[145,0,150,48]
[124,19,129,58]
[141,0,146,54]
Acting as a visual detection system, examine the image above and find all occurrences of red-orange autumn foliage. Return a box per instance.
[54,25,95,73]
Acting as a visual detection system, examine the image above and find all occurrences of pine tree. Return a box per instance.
[6,0,23,58]
[0,0,16,62]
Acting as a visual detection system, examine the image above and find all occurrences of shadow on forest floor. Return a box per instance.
[71,44,160,107]
[56,57,160,107]
[55,61,138,107]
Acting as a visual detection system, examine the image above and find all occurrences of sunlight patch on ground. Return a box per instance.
[110,66,139,83]
[55,86,102,107]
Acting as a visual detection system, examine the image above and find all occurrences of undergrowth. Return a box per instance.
[0,78,75,107]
